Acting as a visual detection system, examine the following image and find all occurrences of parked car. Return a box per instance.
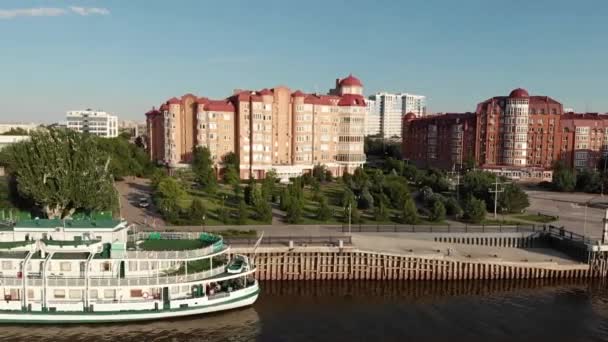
[138,197,150,208]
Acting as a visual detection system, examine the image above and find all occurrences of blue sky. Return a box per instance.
[1,0,607,122]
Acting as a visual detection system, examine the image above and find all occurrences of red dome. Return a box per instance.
[403,112,417,120]
[292,90,306,97]
[339,74,363,87]
[509,88,529,98]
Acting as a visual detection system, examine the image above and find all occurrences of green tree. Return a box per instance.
[551,161,576,192]
[217,206,229,224]
[192,146,217,193]
[576,169,601,193]
[309,179,321,201]
[341,188,355,208]
[373,201,389,221]
[221,152,239,170]
[237,199,248,225]
[285,198,303,223]
[312,164,328,182]
[252,188,272,223]
[156,177,186,221]
[2,129,117,218]
[499,184,530,213]
[279,188,291,211]
[429,199,446,222]
[445,197,463,217]
[244,178,255,205]
[464,196,487,223]
[383,175,409,208]
[261,170,277,201]
[2,127,30,136]
[316,196,332,221]
[189,198,207,224]
[400,197,419,224]
[223,165,240,186]
[358,187,374,209]
[351,167,369,191]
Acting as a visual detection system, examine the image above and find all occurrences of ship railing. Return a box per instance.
[46,277,86,287]
[123,244,224,260]
[88,264,226,287]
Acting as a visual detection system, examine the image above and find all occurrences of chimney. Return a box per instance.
[335,78,340,88]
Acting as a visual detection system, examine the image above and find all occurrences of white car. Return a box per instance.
[138,197,150,208]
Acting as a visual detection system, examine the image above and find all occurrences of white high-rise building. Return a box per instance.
[365,98,381,136]
[368,92,426,138]
[66,109,118,138]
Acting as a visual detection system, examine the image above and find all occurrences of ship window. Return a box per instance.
[60,262,71,272]
[128,261,138,271]
[130,289,143,298]
[89,289,98,299]
[69,290,82,299]
[101,262,111,272]
[54,289,66,299]
[27,289,35,299]
[104,289,116,299]
[140,261,149,271]
[2,261,12,270]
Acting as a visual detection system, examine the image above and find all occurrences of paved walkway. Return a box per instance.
[115,176,165,226]
[526,189,607,239]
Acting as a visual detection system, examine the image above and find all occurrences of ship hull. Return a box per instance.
[0,285,259,324]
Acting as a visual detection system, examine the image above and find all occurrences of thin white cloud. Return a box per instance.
[69,7,110,16]
[0,7,67,19]
[0,7,110,19]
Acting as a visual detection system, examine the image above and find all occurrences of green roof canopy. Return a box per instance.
[15,219,123,229]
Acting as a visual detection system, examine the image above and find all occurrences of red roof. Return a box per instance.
[204,100,235,112]
[167,97,180,104]
[337,94,366,107]
[292,90,306,98]
[509,88,529,98]
[196,97,209,104]
[304,94,333,105]
[258,89,272,96]
[145,108,161,116]
[159,104,168,111]
[339,74,363,87]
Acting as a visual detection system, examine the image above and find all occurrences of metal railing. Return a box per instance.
[340,224,538,234]
[125,232,224,260]
[0,264,229,288]
[88,265,226,287]
[541,225,594,245]
[224,235,351,246]
[124,245,224,260]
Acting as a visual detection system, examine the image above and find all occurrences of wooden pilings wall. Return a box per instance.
[433,235,543,248]
[244,250,591,281]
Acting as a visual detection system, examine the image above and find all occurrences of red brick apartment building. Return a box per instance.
[402,88,608,181]
[146,75,366,181]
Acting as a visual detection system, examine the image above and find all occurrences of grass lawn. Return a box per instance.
[511,214,558,223]
[139,239,209,251]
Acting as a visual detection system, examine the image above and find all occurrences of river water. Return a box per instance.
[2,279,608,341]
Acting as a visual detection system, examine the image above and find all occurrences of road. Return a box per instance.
[526,189,608,239]
[115,176,165,226]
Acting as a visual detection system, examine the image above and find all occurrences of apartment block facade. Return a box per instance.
[146,75,366,180]
[402,88,608,181]
[66,110,119,138]
[367,92,426,138]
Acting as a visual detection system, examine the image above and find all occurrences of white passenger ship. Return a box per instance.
[0,219,259,323]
